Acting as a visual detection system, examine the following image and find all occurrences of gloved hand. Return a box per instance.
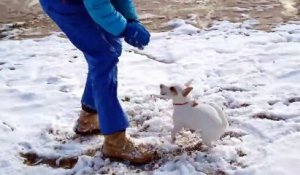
[123,21,150,49]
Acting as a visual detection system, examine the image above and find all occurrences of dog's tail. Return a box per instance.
[210,103,228,129]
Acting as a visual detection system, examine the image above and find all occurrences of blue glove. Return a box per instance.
[123,22,150,49]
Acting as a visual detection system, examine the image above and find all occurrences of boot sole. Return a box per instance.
[74,128,101,136]
[102,153,153,165]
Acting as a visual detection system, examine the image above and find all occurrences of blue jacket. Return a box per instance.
[83,0,138,36]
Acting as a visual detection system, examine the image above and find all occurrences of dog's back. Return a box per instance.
[209,102,228,129]
[174,104,224,129]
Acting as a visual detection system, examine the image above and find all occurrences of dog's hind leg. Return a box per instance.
[171,125,181,143]
[201,135,213,147]
[203,140,212,147]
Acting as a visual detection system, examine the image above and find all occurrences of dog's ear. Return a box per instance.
[184,79,194,87]
[183,87,193,97]
[170,86,178,96]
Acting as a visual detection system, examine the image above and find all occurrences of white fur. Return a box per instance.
[160,83,228,146]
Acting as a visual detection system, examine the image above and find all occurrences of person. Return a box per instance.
[39,0,152,164]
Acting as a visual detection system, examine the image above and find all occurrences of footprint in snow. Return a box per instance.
[252,112,285,121]
[8,66,16,70]
[0,122,14,132]
[278,69,300,80]
[288,97,300,103]
[59,85,73,93]
[268,97,300,106]
[20,93,38,101]
[47,77,61,85]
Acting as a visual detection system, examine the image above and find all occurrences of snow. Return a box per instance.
[1,20,300,174]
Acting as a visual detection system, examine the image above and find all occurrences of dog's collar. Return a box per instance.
[173,102,189,106]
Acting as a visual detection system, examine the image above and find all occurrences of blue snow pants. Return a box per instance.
[40,0,129,135]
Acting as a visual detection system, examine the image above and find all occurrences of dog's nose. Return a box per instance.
[160,84,163,89]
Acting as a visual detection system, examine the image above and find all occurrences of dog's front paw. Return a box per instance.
[204,141,212,147]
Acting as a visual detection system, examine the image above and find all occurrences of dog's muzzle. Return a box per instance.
[160,92,167,95]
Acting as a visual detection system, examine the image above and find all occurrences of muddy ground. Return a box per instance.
[0,0,299,39]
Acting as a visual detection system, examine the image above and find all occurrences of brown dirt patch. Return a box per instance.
[20,152,78,169]
[0,0,299,39]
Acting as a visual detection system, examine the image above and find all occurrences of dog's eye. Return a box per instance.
[170,86,176,91]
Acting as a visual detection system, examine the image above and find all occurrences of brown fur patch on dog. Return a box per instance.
[170,86,178,96]
[183,87,193,97]
[192,101,199,107]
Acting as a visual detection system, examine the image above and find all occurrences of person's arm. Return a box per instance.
[111,0,138,21]
[83,0,126,36]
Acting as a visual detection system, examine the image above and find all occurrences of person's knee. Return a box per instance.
[87,56,119,74]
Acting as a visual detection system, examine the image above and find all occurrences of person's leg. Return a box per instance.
[73,55,102,135]
[81,63,96,112]
[39,0,105,134]
[39,0,152,163]
[40,0,128,132]
[85,55,128,135]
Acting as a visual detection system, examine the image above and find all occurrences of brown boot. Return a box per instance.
[102,131,153,164]
[73,110,101,135]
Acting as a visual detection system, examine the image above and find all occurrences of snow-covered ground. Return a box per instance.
[1,20,300,175]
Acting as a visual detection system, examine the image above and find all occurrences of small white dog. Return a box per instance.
[160,81,228,146]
